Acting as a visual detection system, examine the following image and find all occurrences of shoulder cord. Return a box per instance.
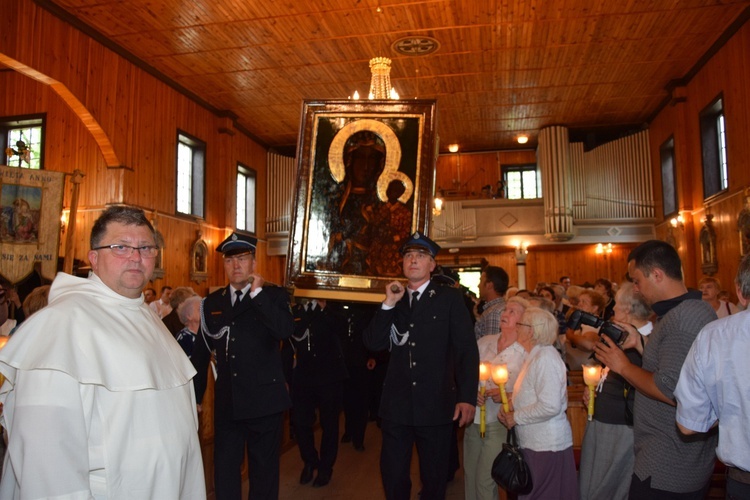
[199,297,232,361]
[389,324,409,349]
[200,297,230,340]
[291,328,310,342]
[291,327,311,352]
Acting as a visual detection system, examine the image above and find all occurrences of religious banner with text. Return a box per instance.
[0,165,65,284]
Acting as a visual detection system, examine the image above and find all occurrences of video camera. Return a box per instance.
[566,309,628,346]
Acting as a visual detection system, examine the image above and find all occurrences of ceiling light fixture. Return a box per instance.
[350,57,399,100]
[517,135,529,144]
[448,144,459,153]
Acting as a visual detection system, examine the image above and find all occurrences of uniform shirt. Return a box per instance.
[676,309,750,470]
[364,281,478,426]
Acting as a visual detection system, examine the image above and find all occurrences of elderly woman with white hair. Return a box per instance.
[497,307,577,499]
[464,296,529,500]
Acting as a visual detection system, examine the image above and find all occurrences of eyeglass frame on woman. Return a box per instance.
[92,244,159,258]
[516,322,534,329]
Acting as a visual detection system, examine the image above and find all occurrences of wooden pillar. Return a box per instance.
[63,170,85,274]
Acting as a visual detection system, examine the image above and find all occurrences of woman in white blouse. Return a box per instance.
[464,296,529,500]
[497,307,578,499]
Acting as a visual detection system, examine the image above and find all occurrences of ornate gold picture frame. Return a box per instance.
[286,99,438,302]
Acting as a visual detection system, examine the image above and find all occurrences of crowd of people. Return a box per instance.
[0,205,748,500]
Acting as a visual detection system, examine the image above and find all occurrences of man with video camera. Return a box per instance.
[593,240,718,499]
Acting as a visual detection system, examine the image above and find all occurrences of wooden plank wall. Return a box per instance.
[436,150,537,198]
[0,0,282,292]
[436,243,638,290]
[649,20,750,295]
[3,0,750,297]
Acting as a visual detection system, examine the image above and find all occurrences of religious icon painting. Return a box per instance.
[286,99,438,302]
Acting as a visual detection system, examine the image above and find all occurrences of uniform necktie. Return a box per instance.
[233,289,243,308]
[410,291,419,310]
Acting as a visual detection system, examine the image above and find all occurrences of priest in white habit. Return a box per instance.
[0,206,205,499]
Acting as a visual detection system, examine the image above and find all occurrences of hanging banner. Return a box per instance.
[0,165,65,284]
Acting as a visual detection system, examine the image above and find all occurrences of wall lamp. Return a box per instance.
[595,243,613,255]
[670,213,685,230]
[433,196,444,216]
[512,240,529,259]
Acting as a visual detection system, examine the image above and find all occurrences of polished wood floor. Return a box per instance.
[272,420,466,500]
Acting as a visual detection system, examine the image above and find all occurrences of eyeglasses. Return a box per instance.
[516,322,533,329]
[92,244,159,258]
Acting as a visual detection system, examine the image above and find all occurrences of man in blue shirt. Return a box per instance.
[675,252,750,499]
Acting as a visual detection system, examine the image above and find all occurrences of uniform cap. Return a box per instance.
[216,232,257,256]
[399,231,440,257]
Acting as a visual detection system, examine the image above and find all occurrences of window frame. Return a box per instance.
[1,114,46,169]
[235,162,257,234]
[659,136,678,218]
[699,94,728,200]
[175,130,206,218]
[501,163,540,200]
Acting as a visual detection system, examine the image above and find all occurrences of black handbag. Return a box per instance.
[491,427,533,494]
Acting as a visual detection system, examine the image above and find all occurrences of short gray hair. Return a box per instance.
[736,253,750,300]
[177,295,202,324]
[522,307,558,346]
[615,282,651,321]
[506,296,530,310]
[528,296,555,314]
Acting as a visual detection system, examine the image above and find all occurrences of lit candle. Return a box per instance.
[478,362,491,437]
[491,364,510,413]
[582,364,603,421]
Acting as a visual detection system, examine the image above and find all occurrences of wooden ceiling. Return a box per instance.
[41,0,750,153]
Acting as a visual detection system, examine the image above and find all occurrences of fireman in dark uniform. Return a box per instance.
[193,232,293,500]
[288,299,348,487]
[363,232,479,500]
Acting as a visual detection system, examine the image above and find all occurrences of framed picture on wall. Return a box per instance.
[286,99,438,302]
[190,229,208,284]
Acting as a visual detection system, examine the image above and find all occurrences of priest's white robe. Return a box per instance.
[0,272,205,500]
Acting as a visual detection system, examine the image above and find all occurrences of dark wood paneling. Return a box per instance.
[436,243,637,289]
[649,20,750,297]
[436,150,537,200]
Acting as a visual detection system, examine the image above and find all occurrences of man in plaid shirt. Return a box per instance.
[474,266,509,339]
